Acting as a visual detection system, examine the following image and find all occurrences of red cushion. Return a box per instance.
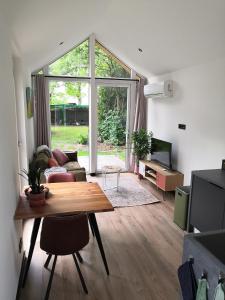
[48,158,59,167]
[47,173,75,183]
[52,149,69,166]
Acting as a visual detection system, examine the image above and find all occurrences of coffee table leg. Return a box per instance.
[88,213,109,275]
[104,171,107,189]
[22,217,41,287]
[117,170,120,192]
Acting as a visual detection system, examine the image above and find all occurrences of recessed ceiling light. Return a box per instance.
[138,48,143,53]
[59,41,64,45]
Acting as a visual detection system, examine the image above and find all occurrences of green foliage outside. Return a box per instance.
[49,40,130,152]
[77,134,88,145]
[49,40,89,77]
[95,42,129,146]
[95,41,130,78]
[51,126,125,161]
[97,85,127,146]
[51,126,88,149]
[98,109,126,146]
[49,40,89,105]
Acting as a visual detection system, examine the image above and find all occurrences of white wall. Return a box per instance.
[0,13,22,300]
[23,67,35,160]
[13,51,35,162]
[13,57,28,175]
[147,57,225,184]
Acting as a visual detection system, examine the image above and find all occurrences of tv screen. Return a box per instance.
[151,138,172,169]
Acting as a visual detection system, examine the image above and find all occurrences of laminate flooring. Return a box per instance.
[20,174,184,300]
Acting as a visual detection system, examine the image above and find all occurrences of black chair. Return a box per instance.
[40,214,89,300]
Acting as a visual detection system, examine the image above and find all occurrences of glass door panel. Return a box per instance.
[49,80,90,171]
[96,85,129,171]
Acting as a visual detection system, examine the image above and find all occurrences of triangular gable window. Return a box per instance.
[49,39,89,77]
[46,38,131,79]
[95,41,130,78]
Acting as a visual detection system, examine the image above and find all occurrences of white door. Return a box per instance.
[95,83,132,172]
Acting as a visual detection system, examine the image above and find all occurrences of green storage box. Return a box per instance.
[173,186,190,230]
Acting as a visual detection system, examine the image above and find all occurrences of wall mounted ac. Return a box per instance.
[144,80,173,98]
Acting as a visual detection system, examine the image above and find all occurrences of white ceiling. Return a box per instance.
[3,0,225,76]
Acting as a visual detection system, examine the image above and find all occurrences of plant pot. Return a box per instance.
[25,187,49,207]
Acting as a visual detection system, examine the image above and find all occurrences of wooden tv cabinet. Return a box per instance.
[139,160,184,192]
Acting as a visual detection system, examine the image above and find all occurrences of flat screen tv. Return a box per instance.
[151,138,172,169]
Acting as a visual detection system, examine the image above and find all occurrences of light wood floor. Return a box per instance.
[20,175,184,300]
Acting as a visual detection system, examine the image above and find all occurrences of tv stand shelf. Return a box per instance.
[139,160,184,192]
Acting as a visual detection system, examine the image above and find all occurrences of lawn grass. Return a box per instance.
[51,125,125,161]
[51,125,88,148]
[78,150,125,161]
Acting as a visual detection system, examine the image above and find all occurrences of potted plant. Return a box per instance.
[19,162,48,207]
[132,129,153,178]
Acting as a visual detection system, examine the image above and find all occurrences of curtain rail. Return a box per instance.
[31,74,139,82]
[31,74,90,80]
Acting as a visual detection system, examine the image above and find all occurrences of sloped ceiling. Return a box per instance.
[3,0,225,76]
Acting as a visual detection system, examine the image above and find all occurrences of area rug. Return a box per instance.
[89,173,160,208]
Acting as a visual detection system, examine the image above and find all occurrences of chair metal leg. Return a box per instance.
[44,254,52,269]
[44,255,57,300]
[88,214,95,237]
[72,254,88,294]
[76,252,83,263]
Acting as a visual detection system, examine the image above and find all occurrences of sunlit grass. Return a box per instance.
[51,125,125,161]
[51,125,88,148]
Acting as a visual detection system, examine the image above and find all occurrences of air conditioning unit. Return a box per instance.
[144,80,173,98]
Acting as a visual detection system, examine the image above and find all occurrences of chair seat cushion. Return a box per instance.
[44,167,67,182]
[47,172,75,183]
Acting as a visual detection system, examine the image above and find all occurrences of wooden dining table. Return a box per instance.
[14,181,114,287]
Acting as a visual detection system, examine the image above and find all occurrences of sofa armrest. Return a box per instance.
[64,151,78,162]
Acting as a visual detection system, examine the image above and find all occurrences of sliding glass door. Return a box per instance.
[96,84,131,171]
[49,80,90,172]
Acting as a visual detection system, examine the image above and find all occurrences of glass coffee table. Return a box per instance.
[102,165,122,192]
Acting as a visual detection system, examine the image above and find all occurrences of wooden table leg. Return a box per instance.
[22,217,41,287]
[88,213,109,275]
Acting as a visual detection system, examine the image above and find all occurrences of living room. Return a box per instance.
[0,1,225,300]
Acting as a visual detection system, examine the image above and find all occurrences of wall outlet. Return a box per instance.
[19,237,23,253]
[178,124,186,130]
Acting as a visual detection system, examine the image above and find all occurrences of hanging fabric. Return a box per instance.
[213,282,225,300]
[129,76,147,172]
[33,74,50,147]
[178,260,197,300]
[196,278,208,300]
